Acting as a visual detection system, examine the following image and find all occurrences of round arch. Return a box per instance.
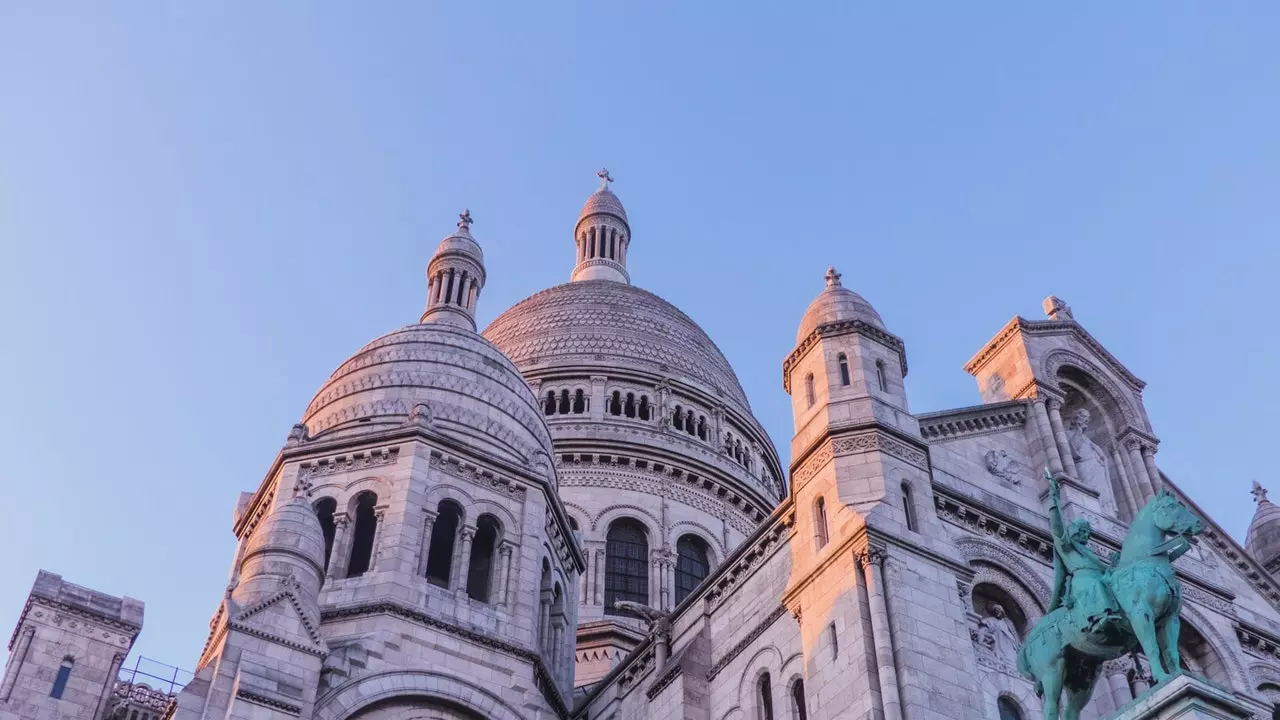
[593,504,662,539]
[314,670,525,720]
[954,536,1053,611]
[1041,350,1142,427]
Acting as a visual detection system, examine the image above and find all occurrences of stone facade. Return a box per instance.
[4,177,1280,720]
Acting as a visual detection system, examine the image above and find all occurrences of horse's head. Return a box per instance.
[1150,490,1205,537]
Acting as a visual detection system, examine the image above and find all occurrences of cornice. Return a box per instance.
[783,318,908,393]
[917,400,1028,442]
[963,316,1145,390]
[8,595,142,651]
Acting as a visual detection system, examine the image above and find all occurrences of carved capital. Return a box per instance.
[854,547,887,569]
[1045,397,1063,412]
[459,527,476,543]
[1124,437,1141,451]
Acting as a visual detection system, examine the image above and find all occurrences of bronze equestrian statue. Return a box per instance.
[1017,472,1204,719]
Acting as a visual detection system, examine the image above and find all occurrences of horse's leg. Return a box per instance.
[1041,655,1065,720]
[1126,601,1171,683]
[1062,661,1102,720]
[1157,613,1183,678]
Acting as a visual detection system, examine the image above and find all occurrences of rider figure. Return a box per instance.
[1047,474,1118,634]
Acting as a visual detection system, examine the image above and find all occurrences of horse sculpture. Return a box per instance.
[1016,472,1204,720]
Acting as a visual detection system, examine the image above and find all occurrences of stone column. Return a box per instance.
[454,527,475,595]
[665,559,677,610]
[650,556,662,607]
[593,548,605,606]
[327,515,351,581]
[1046,399,1079,479]
[1031,399,1065,476]
[1124,439,1156,501]
[658,556,670,610]
[858,549,903,720]
[0,627,34,700]
[417,511,437,577]
[92,652,127,720]
[497,543,514,608]
[1111,448,1140,518]
[1104,659,1132,711]
[1141,444,1162,494]
[368,508,387,573]
[589,376,607,422]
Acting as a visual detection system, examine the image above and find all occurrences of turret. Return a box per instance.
[421,210,486,329]
[570,169,631,283]
[1247,481,1280,574]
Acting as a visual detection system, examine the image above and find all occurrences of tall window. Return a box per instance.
[624,393,637,418]
[997,697,1023,720]
[467,514,501,602]
[638,396,651,420]
[757,673,774,720]
[426,500,463,587]
[346,492,378,577]
[901,482,917,532]
[790,679,808,720]
[50,657,73,699]
[675,534,711,604]
[673,406,684,431]
[314,497,337,574]
[828,623,839,659]
[876,360,888,392]
[572,389,586,414]
[838,353,850,386]
[559,390,571,414]
[804,373,815,408]
[544,391,556,416]
[814,496,829,550]
[609,391,623,416]
[604,519,649,614]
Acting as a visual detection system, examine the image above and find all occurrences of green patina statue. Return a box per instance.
[1016,471,1205,720]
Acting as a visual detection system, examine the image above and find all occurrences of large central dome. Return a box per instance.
[484,280,751,410]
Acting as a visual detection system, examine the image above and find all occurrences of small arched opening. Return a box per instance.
[426,499,463,587]
[346,491,378,578]
[467,514,501,602]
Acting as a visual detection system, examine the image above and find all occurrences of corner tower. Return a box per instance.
[782,267,985,720]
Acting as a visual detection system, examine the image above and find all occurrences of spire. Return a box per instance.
[1254,480,1270,505]
[421,209,487,330]
[571,168,631,284]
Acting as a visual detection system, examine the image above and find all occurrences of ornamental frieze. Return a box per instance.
[298,447,399,481]
[831,429,929,471]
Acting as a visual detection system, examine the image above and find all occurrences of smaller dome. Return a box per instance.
[435,210,483,262]
[242,494,327,576]
[1247,481,1280,569]
[579,187,628,225]
[796,266,885,343]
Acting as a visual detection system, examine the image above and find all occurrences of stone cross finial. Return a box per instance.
[1044,295,1074,321]
[597,168,613,189]
[1253,480,1269,505]
[457,209,473,230]
[825,266,842,288]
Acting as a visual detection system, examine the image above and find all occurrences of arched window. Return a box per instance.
[589,228,596,258]
[467,514,501,602]
[697,416,707,440]
[675,534,711,604]
[838,353,850,386]
[559,390,571,415]
[685,410,696,436]
[426,500,462,587]
[790,679,808,720]
[346,492,378,577]
[609,391,623,416]
[673,405,684,431]
[544,390,556,416]
[814,496,829,550]
[876,359,888,392]
[997,696,1023,720]
[757,673,774,720]
[50,657,73,699]
[604,518,649,614]
[624,393,636,418]
[805,373,815,408]
[901,482,917,532]
[638,396,651,420]
[538,559,553,650]
[314,497,337,574]
[572,389,586,414]
[828,622,839,659]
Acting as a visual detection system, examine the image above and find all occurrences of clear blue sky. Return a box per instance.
[2,4,1276,669]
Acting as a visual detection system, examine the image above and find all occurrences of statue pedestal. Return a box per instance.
[1108,674,1269,719]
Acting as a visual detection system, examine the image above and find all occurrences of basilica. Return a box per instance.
[5,173,1280,720]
